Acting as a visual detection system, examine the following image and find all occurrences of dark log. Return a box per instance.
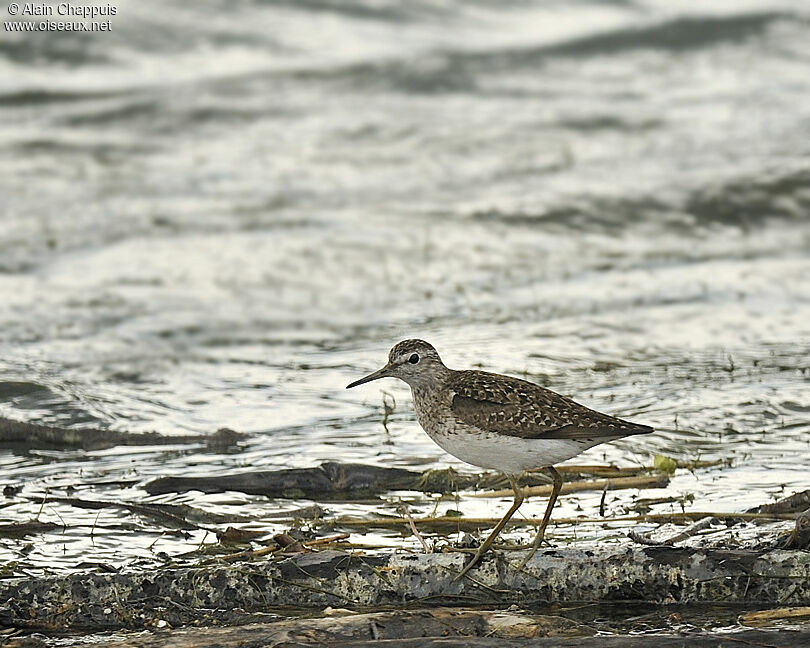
[133,630,810,648]
[2,609,584,647]
[144,461,424,498]
[750,490,810,515]
[0,521,61,539]
[0,417,245,451]
[4,609,810,647]
[1,547,808,632]
[143,462,675,499]
[33,497,252,529]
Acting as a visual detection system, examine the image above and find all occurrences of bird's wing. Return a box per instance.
[448,370,652,440]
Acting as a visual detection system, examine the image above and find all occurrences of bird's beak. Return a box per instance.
[346,364,393,389]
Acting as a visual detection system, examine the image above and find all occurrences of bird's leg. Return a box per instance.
[453,474,523,582]
[516,466,563,571]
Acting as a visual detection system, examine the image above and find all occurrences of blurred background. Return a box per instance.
[0,0,808,573]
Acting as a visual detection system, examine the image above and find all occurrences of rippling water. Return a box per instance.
[1,0,809,574]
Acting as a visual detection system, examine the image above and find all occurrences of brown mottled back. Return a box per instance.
[448,370,652,440]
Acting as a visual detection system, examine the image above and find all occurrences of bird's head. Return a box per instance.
[346,339,447,390]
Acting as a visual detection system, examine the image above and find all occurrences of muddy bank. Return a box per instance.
[1,547,808,632]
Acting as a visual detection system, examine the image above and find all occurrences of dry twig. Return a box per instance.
[472,473,669,499]
[397,503,431,554]
[740,606,810,625]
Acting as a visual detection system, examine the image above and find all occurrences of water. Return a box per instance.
[1,0,809,575]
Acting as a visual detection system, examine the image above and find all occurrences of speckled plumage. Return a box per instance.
[447,370,651,441]
[347,339,654,577]
[359,339,651,474]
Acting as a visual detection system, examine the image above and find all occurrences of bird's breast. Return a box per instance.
[411,387,457,438]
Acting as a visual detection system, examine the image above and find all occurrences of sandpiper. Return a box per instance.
[347,339,652,580]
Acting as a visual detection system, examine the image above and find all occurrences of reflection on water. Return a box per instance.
[0,0,809,574]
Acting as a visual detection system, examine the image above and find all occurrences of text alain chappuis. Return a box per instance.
[6,3,117,32]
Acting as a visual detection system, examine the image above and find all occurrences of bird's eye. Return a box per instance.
[408,353,419,364]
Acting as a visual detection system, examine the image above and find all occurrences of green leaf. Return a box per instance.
[653,454,677,474]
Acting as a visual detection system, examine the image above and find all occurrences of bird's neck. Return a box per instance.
[409,366,453,406]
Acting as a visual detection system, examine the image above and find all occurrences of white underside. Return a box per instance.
[411,386,606,475]
[427,430,596,474]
